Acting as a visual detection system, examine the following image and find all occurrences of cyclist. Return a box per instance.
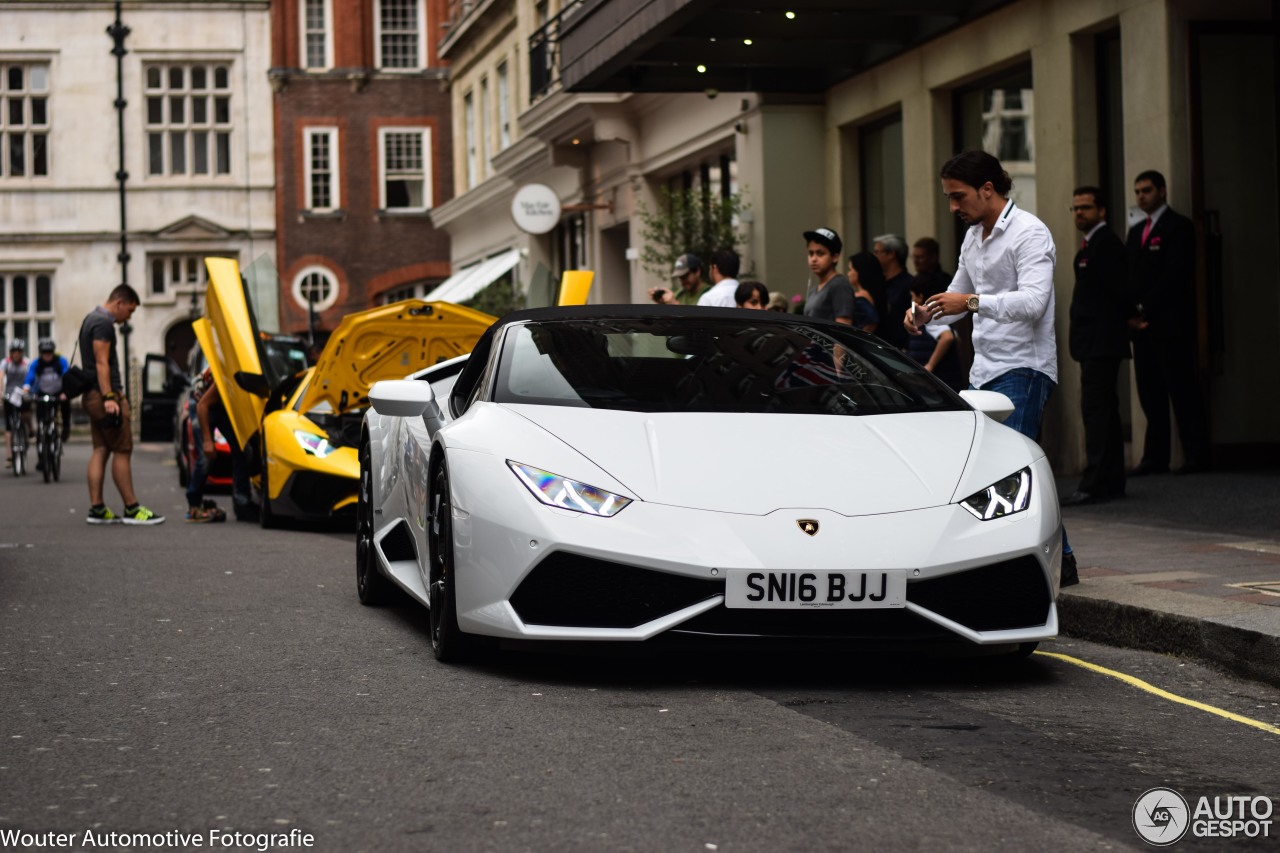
[23,339,71,442]
[4,339,31,469]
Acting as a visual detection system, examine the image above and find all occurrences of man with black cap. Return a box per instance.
[802,228,855,325]
[649,253,710,305]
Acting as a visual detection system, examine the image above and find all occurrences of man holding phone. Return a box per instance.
[649,253,709,305]
[905,150,1075,586]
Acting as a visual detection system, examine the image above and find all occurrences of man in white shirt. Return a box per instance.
[906,149,1076,586]
[696,249,741,308]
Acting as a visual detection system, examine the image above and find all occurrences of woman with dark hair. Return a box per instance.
[734,280,769,310]
[846,252,886,334]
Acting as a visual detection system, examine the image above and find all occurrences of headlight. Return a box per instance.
[294,429,337,458]
[508,461,632,517]
[959,467,1032,520]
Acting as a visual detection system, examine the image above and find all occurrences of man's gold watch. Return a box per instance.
[966,295,980,314]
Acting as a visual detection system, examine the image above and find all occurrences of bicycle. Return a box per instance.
[5,396,29,477]
[33,393,63,483]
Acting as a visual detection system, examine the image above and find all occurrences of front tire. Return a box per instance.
[258,443,280,530]
[427,461,475,662]
[13,438,25,477]
[356,440,392,606]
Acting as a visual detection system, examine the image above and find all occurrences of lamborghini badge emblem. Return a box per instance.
[797,519,819,536]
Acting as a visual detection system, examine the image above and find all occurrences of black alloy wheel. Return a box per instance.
[356,440,392,605]
[427,462,473,662]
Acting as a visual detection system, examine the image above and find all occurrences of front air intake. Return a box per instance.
[511,552,722,629]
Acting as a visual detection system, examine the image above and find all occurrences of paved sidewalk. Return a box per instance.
[1058,469,1280,687]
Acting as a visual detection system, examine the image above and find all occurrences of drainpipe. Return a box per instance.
[106,1,131,397]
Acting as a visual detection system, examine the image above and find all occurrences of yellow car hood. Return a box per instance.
[296,299,495,416]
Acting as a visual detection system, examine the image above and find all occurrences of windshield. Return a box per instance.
[493,318,967,416]
[262,337,309,387]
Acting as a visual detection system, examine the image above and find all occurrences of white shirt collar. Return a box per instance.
[1085,221,1108,242]
[1146,204,1168,225]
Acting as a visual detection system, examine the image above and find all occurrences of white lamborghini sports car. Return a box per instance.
[357,306,1063,661]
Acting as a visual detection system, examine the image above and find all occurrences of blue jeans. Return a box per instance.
[977,368,1054,442]
[186,401,251,509]
[975,368,1072,555]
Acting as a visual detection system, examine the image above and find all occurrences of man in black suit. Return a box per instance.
[1126,170,1210,475]
[1062,186,1130,505]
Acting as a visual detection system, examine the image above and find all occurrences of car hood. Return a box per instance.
[504,405,980,516]
[296,300,495,416]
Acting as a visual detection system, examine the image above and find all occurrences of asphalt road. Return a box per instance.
[1,441,1277,852]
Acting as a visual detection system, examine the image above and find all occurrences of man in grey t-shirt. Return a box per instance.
[80,284,164,525]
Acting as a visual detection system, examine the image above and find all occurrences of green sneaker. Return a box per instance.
[86,505,121,525]
[122,505,166,526]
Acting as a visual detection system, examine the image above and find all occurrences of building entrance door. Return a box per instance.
[1191,25,1280,464]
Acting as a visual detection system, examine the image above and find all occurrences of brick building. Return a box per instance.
[269,0,453,337]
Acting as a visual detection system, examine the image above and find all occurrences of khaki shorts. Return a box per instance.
[83,390,133,453]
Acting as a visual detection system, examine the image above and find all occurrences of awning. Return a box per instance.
[424,249,521,304]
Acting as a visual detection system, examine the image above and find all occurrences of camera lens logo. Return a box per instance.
[1133,787,1190,846]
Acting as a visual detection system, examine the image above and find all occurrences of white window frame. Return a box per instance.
[145,252,236,303]
[497,61,511,150]
[291,265,339,312]
[143,61,234,179]
[300,0,334,71]
[303,126,340,211]
[479,75,490,178]
[377,126,432,212]
[379,284,418,305]
[0,61,51,179]
[374,0,427,71]
[463,90,476,190]
[0,271,56,353]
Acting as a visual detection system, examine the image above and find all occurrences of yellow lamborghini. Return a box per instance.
[196,257,495,527]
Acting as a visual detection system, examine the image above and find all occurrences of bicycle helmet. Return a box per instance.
[38,338,56,353]
[8,338,25,353]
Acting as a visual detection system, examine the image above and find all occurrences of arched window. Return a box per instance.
[291,265,339,312]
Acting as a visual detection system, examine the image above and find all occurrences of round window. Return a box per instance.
[291,266,339,312]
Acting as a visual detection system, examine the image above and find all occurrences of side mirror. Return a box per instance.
[369,379,438,419]
[234,371,271,398]
[959,389,1015,423]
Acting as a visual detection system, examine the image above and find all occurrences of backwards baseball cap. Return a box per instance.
[670,253,702,278]
[803,227,842,256]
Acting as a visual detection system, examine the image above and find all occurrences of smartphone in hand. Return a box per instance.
[906,302,930,333]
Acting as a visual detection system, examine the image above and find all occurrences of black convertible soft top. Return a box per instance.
[449,304,882,419]
[491,303,868,328]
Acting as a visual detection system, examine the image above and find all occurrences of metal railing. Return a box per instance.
[528,0,582,103]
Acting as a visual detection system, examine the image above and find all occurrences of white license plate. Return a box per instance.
[724,569,906,609]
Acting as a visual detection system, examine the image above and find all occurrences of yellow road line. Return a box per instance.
[1035,650,1280,736]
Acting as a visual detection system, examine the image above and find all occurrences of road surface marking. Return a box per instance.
[1035,651,1280,736]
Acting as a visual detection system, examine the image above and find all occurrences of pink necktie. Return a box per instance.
[1141,217,1153,245]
